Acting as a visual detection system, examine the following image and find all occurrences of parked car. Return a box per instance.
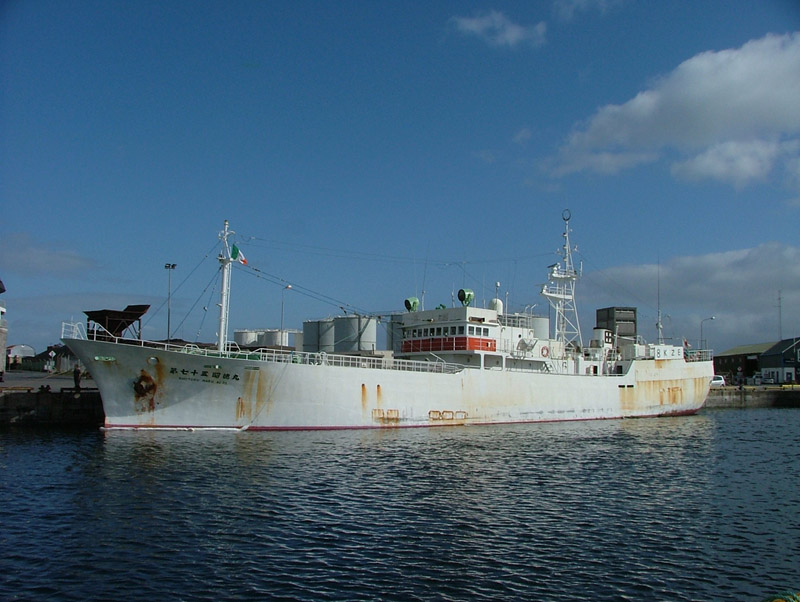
[710,375,726,387]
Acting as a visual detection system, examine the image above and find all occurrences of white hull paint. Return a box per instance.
[66,338,712,430]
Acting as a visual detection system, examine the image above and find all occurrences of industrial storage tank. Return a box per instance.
[318,318,335,353]
[235,329,289,348]
[333,316,377,353]
[302,320,319,352]
[257,330,286,347]
[233,329,259,347]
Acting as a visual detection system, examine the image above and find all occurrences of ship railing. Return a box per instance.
[197,347,466,374]
[230,349,464,374]
[62,321,190,352]
[296,351,464,374]
[61,321,87,340]
[685,349,713,362]
[498,314,540,329]
[61,321,463,374]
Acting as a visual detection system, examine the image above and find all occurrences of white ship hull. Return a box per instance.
[63,216,714,431]
[65,338,712,430]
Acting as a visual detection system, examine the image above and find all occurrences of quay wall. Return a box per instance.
[0,387,103,427]
[704,386,800,409]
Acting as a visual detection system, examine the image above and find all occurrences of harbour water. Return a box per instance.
[1,409,798,601]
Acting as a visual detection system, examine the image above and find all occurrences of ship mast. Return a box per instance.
[218,220,234,352]
[541,209,583,351]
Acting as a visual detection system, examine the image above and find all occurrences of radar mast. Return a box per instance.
[541,209,583,351]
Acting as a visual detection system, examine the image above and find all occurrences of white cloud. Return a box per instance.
[785,153,800,188]
[549,149,659,177]
[670,140,784,187]
[550,32,800,189]
[0,233,96,276]
[581,243,800,349]
[567,33,800,150]
[451,11,546,48]
[553,0,626,22]
[513,128,532,145]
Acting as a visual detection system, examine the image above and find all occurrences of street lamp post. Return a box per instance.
[165,263,176,344]
[700,315,715,350]
[280,284,292,350]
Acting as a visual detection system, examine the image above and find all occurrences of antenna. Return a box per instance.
[656,258,664,344]
[420,245,429,311]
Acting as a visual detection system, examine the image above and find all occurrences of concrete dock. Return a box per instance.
[705,385,800,409]
[0,370,103,427]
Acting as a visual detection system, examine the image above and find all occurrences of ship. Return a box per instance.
[62,212,713,430]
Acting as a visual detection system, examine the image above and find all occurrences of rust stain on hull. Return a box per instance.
[131,361,166,426]
[363,383,384,420]
[371,408,400,424]
[619,373,708,415]
[133,370,157,412]
[369,383,395,424]
[235,397,248,421]
[428,409,468,425]
[239,370,256,422]
[239,368,271,424]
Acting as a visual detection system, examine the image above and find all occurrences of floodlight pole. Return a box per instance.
[700,316,715,350]
[280,284,292,350]
[165,263,176,344]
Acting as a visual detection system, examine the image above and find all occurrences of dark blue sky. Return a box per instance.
[2,0,799,353]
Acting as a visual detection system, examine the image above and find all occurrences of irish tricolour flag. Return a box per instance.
[231,245,247,265]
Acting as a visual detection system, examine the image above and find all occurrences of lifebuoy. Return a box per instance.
[541,345,550,357]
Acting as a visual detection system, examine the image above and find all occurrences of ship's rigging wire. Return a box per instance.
[174,269,221,342]
[194,279,220,341]
[572,249,685,342]
[237,263,369,315]
[231,236,554,317]
[165,235,557,342]
[141,241,223,335]
[575,249,658,314]
[242,235,552,268]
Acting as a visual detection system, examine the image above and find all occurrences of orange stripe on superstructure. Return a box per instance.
[402,336,495,353]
